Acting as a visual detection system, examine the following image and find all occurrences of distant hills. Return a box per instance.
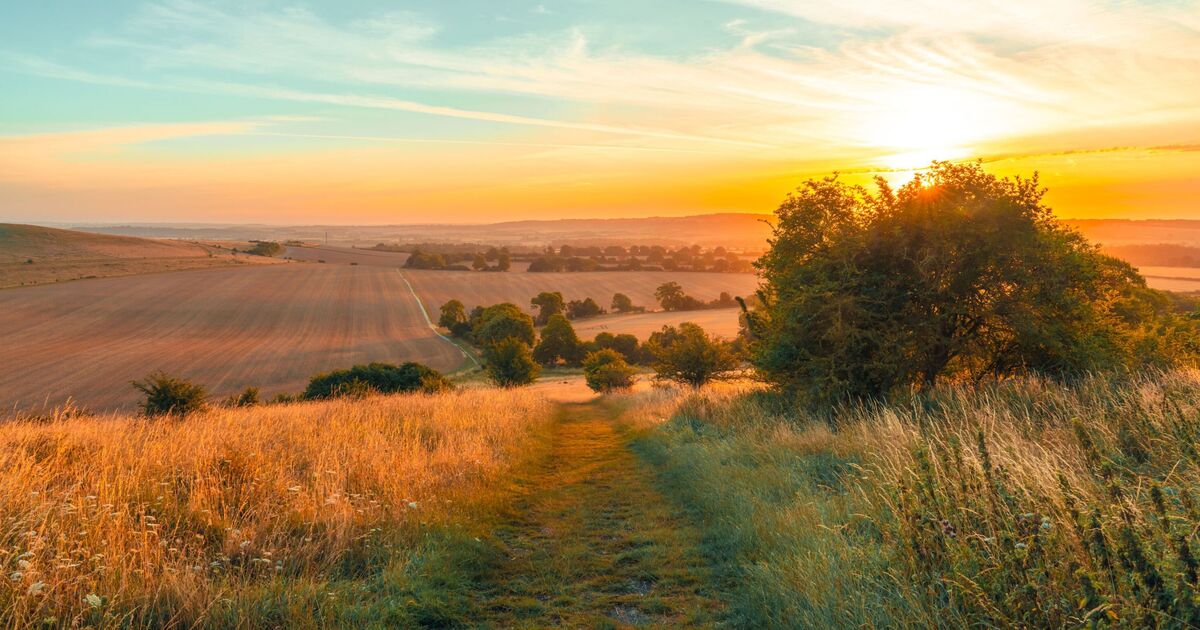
[49,214,1200,261]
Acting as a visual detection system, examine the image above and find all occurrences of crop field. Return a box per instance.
[0,224,278,288]
[570,307,743,340]
[0,264,465,412]
[401,269,759,315]
[1137,265,1200,292]
[283,245,411,266]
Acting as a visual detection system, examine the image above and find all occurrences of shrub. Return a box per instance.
[222,386,260,407]
[647,323,739,387]
[246,241,284,257]
[303,362,449,400]
[533,314,583,366]
[583,349,637,393]
[484,339,540,387]
[131,372,208,417]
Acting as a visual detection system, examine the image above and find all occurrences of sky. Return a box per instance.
[1,0,1199,224]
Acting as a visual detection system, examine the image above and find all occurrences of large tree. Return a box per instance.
[473,303,536,347]
[750,161,1189,401]
[531,291,565,325]
[533,314,583,366]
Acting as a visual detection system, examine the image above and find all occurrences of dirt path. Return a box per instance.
[476,401,722,628]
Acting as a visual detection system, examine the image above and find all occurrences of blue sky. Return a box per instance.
[2,1,1199,223]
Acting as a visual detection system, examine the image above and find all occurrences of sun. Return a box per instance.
[861,86,995,170]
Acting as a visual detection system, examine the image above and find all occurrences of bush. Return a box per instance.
[131,372,207,417]
[647,323,739,387]
[222,386,260,407]
[565,297,604,319]
[303,362,449,400]
[484,339,540,387]
[246,241,284,257]
[583,349,637,393]
[531,292,565,325]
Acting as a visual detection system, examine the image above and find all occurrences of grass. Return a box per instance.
[622,371,1200,628]
[0,388,553,627]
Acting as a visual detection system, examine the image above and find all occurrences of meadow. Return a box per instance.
[0,388,554,627]
[621,371,1200,628]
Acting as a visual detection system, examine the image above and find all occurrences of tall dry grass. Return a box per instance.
[626,370,1200,628]
[0,389,553,627]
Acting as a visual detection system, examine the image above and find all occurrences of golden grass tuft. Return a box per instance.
[0,388,553,627]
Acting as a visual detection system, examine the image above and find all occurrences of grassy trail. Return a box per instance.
[474,400,722,628]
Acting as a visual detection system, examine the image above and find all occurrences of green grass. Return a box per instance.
[627,372,1200,628]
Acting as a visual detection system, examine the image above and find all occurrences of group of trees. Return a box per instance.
[404,246,512,272]
[746,161,1200,403]
[654,282,737,312]
[437,294,742,390]
[524,244,753,273]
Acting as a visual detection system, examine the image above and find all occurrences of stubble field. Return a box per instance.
[0,264,465,412]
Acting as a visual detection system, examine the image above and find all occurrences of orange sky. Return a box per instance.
[2,1,1199,223]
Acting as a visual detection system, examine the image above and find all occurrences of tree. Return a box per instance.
[438,299,467,330]
[473,303,536,347]
[752,161,1192,402]
[611,292,634,313]
[497,250,512,271]
[566,297,604,319]
[531,291,565,325]
[583,349,637,393]
[484,339,540,387]
[655,282,685,311]
[131,372,207,417]
[472,253,489,271]
[404,250,447,269]
[594,332,643,364]
[647,323,739,388]
[533,314,583,366]
[304,362,449,399]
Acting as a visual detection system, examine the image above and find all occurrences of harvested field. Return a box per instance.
[401,269,758,315]
[1137,265,1200,292]
[0,264,466,412]
[570,307,743,340]
[284,245,411,266]
[0,224,279,288]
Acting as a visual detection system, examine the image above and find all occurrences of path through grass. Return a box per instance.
[475,400,723,628]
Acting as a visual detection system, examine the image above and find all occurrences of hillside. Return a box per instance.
[0,224,279,288]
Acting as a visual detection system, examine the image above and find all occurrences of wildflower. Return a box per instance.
[10,572,22,581]
[27,581,45,596]
[1014,542,1027,550]
[408,501,418,509]
[84,593,103,608]
[17,560,30,570]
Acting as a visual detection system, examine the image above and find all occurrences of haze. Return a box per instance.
[2,0,1200,224]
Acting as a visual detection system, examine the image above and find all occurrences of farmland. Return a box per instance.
[401,269,759,315]
[1137,265,1200,292]
[0,264,466,412]
[283,245,411,266]
[571,307,743,340]
[0,224,278,288]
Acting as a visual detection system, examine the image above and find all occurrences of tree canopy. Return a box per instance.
[749,161,1198,402]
